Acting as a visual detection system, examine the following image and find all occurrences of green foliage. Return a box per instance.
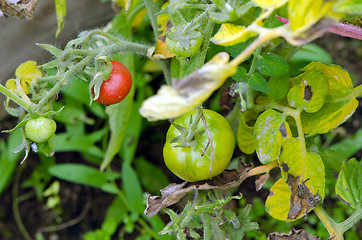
[0,0,361,239]
[336,159,362,209]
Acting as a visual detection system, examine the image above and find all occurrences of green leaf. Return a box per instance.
[120,76,145,164]
[231,66,247,82]
[37,44,62,57]
[254,109,287,164]
[301,98,358,134]
[289,44,332,64]
[134,158,170,195]
[265,178,291,221]
[48,164,120,193]
[122,162,145,214]
[249,73,269,93]
[256,53,289,77]
[55,129,106,159]
[237,113,256,154]
[0,129,22,196]
[335,159,362,208]
[330,129,362,160]
[287,70,328,113]
[54,0,66,38]
[101,196,128,235]
[333,0,362,14]
[266,75,289,100]
[278,137,325,199]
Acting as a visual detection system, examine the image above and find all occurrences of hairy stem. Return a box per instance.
[0,84,32,111]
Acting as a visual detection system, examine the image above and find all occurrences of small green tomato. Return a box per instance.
[166,34,203,57]
[25,117,57,143]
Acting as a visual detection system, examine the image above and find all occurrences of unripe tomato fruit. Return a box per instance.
[95,60,132,105]
[163,109,235,182]
[25,117,57,143]
[166,34,203,57]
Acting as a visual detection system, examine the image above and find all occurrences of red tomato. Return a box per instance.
[96,60,132,105]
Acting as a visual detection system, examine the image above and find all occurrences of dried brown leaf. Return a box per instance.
[145,162,252,217]
[268,228,320,240]
[255,172,270,191]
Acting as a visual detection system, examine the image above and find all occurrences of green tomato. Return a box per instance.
[166,34,203,57]
[163,109,235,182]
[25,117,57,143]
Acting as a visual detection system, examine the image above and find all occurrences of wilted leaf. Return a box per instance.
[278,137,325,199]
[145,162,252,217]
[335,158,362,208]
[254,109,288,164]
[268,228,320,240]
[255,172,270,191]
[211,23,257,46]
[287,70,328,113]
[139,52,237,121]
[148,22,176,60]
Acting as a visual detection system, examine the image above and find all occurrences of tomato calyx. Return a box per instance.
[169,107,216,173]
[169,107,205,148]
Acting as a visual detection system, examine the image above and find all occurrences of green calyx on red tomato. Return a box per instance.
[25,117,57,143]
[163,109,235,182]
[94,60,132,105]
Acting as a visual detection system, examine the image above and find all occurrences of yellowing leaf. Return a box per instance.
[252,0,288,9]
[131,8,147,29]
[113,0,131,13]
[278,137,325,199]
[303,62,353,100]
[211,23,257,46]
[287,70,328,113]
[55,0,66,38]
[237,113,256,154]
[265,178,291,221]
[148,32,177,60]
[302,98,358,134]
[139,52,237,121]
[288,0,337,34]
[157,2,170,31]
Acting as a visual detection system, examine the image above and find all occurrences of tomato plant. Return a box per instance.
[94,60,132,105]
[163,109,235,182]
[24,117,56,143]
[0,0,362,239]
